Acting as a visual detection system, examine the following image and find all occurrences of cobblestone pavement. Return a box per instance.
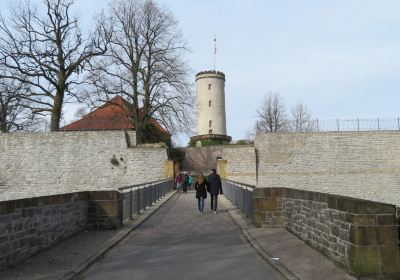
[76,192,284,280]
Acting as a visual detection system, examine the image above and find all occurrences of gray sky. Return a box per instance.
[4,0,400,145]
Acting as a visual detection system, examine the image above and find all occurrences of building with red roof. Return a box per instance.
[62,96,169,137]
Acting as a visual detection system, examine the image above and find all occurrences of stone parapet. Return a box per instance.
[0,193,88,271]
[253,187,400,278]
[0,191,127,270]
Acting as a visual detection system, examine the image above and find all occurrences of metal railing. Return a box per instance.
[118,178,174,222]
[222,179,255,218]
[396,207,400,251]
[314,118,400,132]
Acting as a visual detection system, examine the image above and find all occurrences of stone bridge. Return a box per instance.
[0,130,399,279]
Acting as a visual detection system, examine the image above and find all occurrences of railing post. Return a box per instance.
[337,118,340,132]
[130,187,133,219]
[138,187,141,213]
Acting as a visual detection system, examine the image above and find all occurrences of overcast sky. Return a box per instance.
[4,0,400,145]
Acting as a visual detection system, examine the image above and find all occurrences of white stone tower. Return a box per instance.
[191,70,231,144]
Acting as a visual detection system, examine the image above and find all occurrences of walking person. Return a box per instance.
[175,172,183,192]
[207,168,223,213]
[182,172,188,194]
[195,173,208,214]
[187,172,193,191]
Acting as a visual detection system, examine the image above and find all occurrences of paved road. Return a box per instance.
[77,192,284,280]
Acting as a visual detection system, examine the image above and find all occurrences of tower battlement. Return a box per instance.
[195,70,225,79]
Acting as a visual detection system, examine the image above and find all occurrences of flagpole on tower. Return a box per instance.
[213,36,217,71]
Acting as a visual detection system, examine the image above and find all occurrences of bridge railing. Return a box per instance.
[222,179,255,218]
[118,178,174,222]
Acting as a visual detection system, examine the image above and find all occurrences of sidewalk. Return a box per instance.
[219,196,356,280]
[0,191,177,280]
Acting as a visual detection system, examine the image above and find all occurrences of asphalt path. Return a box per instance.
[77,192,284,280]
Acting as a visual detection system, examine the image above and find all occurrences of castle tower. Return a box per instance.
[190,70,231,145]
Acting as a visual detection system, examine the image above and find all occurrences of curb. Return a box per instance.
[219,196,300,280]
[60,190,178,280]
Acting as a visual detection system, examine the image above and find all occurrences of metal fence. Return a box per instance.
[118,178,174,222]
[397,207,400,251]
[314,118,400,132]
[222,179,255,218]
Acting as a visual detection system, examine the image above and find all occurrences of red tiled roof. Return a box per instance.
[62,96,168,134]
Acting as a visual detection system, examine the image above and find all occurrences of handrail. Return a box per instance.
[118,178,173,191]
[222,178,255,189]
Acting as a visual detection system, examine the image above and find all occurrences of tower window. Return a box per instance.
[209,129,212,134]
[209,100,211,107]
[208,84,211,90]
[209,120,212,128]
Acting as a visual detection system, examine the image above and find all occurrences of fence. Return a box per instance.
[314,118,400,132]
[222,179,255,218]
[118,178,174,222]
[397,207,400,251]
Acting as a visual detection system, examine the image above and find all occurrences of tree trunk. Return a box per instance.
[135,122,142,145]
[0,107,8,132]
[50,90,64,132]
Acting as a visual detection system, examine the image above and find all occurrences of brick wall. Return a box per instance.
[253,188,400,278]
[0,193,88,270]
[0,131,168,201]
[255,131,400,206]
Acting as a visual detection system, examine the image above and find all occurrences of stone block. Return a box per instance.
[88,202,120,226]
[90,191,119,201]
[252,188,266,198]
[376,226,398,245]
[377,214,397,225]
[270,188,283,197]
[253,198,279,211]
[348,244,380,276]
[349,225,377,245]
[350,225,398,246]
[327,195,337,209]
[379,246,400,276]
[252,211,267,224]
[330,225,340,237]
[346,214,377,225]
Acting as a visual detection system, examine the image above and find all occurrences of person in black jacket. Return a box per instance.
[207,168,223,213]
[194,173,208,214]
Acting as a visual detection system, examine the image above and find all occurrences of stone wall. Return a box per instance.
[220,145,256,185]
[0,193,88,270]
[182,146,223,172]
[182,145,256,185]
[0,131,168,201]
[253,188,400,278]
[255,131,400,206]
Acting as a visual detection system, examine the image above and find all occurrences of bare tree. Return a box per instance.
[73,106,87,120]
[0,0,109,131]
[256,92,288,133]
[289,102,315,132]
[0,65,37,132]
[87,0,193,144]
